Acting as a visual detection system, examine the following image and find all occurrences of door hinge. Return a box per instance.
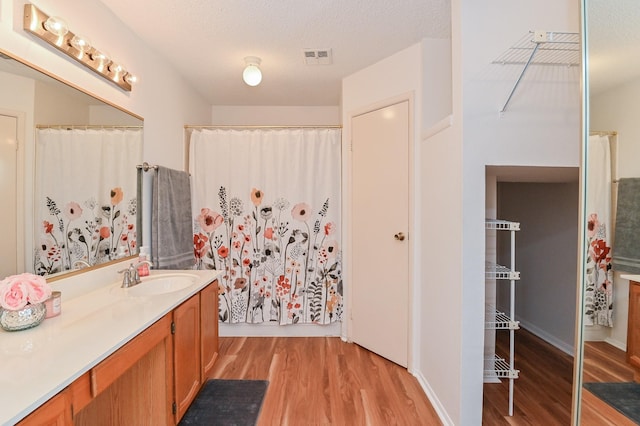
[171,322,175,334]
[172,401,177,414]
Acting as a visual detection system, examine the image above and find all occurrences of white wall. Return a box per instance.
[1,0,211,173]
[456,0,580,424]
[211,105,340,126]
[589,78,640,349]
[497,182,579,354]
[342,39,464,424]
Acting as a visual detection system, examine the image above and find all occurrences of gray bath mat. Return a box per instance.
[179,379,269,426]
[583,382,640,423]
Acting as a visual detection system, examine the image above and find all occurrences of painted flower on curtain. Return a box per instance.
[584,213,613,326]
[34,187,137,275]
[193,186,343,325]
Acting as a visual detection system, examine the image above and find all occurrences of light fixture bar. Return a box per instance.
[23,3,133,92]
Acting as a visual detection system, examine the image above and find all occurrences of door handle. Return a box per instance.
[394,232,405,241]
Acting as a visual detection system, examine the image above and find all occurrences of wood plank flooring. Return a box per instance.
[579,341,636,426]
[210,333,637,425]
[482,328,575,425]
[209,337,442,425]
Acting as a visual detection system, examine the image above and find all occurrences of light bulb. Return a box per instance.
[91,50,111,72]
[69,35,91,53]
[242,64,262,86]
[43,16,68,37]
[124,73,138,85]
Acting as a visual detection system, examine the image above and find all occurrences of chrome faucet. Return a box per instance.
[118,261,154,288]
[117,264,136,288]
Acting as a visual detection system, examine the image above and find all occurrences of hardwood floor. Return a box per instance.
[209,333,637,425]
[482,328,575,425]
[209,337,442,425]
[579,341,636,426]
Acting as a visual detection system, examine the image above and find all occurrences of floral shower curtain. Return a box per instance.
[34,128,142,275]
[189,128,343,325]
[584,134,613,327]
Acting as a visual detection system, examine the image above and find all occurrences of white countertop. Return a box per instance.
[621,274,640,282]
[0,266,221,426]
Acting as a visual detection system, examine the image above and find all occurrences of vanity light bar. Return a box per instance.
[23,3,135,92]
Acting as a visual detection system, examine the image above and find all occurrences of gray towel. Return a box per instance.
[612,178,640,274]
[151,166,194,269]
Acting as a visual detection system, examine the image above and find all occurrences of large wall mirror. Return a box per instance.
[577,0,640,423]
[0,49,143,281]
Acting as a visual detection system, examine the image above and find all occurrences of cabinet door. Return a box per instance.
[17,389,71,426]
[173,295,201,421]
[628,282,640,369]
[200,280,219,381]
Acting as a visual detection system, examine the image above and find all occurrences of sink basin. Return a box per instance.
[125,273,199,296]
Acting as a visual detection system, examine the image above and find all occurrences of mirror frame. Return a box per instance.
[570,1,588,422]
[0,48,143,282]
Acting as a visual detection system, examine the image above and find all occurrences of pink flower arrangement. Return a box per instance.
[0,273,52,311]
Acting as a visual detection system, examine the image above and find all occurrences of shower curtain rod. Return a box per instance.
[590,130,618,136]
[184,125,342,129]
[37,124,142,130]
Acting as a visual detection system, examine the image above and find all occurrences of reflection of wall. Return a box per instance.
[589,78,640,349]
[1,70,37,268]
[34,80,89,124]
[90,105,143,125]
[496,182,579,354]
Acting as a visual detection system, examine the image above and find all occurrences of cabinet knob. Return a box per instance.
[394,232,405,241]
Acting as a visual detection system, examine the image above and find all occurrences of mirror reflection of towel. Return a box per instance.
[612,178,640,274]
[151,166,194,269]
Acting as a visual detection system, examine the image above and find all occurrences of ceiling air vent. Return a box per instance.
[302,48,332,65]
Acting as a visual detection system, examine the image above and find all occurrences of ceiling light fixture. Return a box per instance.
[23,3,137,92]
[242,56,262,87]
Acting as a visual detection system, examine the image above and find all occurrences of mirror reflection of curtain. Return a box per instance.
[189,128,343,325]
[584,134,613,327]
[34,128,142,275]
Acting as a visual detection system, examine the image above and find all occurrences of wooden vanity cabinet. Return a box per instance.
[16,279,219,426]
[16,388,72,426]
[173,293,202,421]
[200,280,219,380]
[173,278,219,422]
[628,281,640,380]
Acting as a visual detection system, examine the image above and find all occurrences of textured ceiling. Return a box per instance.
[97,0,451,106]
[588,0,640,96]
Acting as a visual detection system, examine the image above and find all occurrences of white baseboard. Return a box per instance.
[517,319,574,356]
[219,322,341,337]
[413,370,454,426]
[604,336,626,352]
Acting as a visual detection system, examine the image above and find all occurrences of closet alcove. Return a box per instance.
[484,165,579,419]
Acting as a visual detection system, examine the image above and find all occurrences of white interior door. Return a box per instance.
[350,100,410,367]
[0,114,18,277]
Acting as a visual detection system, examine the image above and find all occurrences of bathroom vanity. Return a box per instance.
[0,265,221,425]
[625,275,640,381]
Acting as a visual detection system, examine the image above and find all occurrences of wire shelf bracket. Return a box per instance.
[495,30,580,115]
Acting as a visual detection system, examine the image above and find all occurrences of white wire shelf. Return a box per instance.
[485,306,520,330]
[485,219,520,231]
[484,355,520,380]
[492,31,580,67]
[485,262,520,280]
